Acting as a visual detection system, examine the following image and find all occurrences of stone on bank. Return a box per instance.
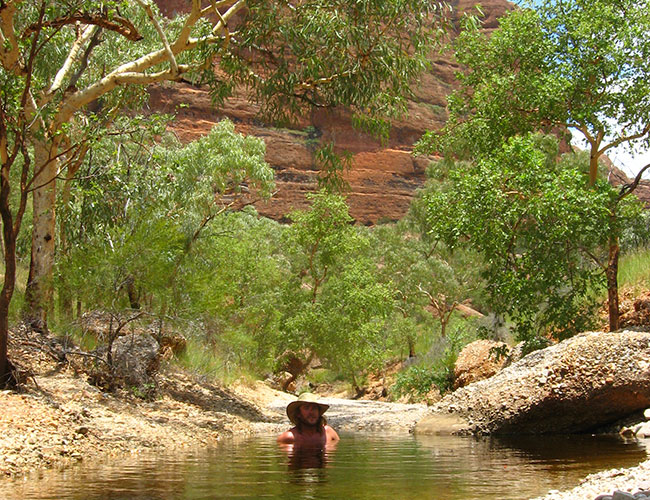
[416,331,650,435]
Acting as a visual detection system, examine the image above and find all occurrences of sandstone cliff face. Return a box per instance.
[148,0,512,223]
[150,0,648,223]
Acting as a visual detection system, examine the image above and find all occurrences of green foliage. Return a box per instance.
[392,326,473,399]
[177,336,231,381]
[392,365,441,400]
[234,0,451,131]
[284,190,356,287]
[188,212,287,374]
[366,221,482,354]
[280,191,393,388]
[1,0,453,343]
[315,259,393,384]
[620,211,650,252]
[417,0,650,169]
[314,144,352,194]
[55,121,281,371]
[422,134,636,346]
[416,0,650,333]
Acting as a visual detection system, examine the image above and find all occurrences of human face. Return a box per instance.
[297,403,321,426]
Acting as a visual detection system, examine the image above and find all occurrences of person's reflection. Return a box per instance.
[280,440,338,471]
[280,442,337,485]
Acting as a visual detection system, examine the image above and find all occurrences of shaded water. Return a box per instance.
[1,433,647,500]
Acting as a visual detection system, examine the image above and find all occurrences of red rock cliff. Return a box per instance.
[150,0,649,223]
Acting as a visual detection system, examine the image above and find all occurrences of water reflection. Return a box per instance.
[280,441,337,471]
[287,446,327,471]
[280,442,335,490]
[0,433,646,500]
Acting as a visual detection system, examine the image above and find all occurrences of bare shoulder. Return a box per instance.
[325,425,340,442]
[277,429,296,444]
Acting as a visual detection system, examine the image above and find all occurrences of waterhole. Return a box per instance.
[1,433,647,500]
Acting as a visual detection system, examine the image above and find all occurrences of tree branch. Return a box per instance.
[55,1,246,126]
[209,0,231,46]
[114,65,192,85]
[597,122,650,158]
[67,26,103,91]
[23,12,143,41]
[618,162,650,201]
[135,0,178,76]
[46,24,97,100]
[0,0,21,71]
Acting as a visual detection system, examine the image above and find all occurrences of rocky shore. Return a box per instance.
[531,460,650,500]
[0,329,290,478]
[0,368,286,478]
[420,331,650,435]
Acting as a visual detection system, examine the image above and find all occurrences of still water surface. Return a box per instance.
[1,433,647,500]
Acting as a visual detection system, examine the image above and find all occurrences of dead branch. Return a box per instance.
[618,162,650,201]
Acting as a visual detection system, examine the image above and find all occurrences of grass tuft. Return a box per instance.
[618,246,650,290]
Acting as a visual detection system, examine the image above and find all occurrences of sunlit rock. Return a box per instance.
[428,331,650,434]
[453,339,509,389]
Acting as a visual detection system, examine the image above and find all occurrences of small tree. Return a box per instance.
[368,222,480,358]
[417,0,650,330]
[422,134,642,348]
[279,191,356,376]
[316,258,393,392]
[56,120,275,381]
[280,191,392,391]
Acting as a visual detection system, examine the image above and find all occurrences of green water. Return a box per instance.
[1,433,647,500]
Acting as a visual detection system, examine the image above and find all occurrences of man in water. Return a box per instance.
[277,392,340,447]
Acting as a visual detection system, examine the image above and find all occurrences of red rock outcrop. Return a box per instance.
[453,339,510,389]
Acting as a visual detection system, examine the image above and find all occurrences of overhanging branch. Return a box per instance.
[23,13,142,41]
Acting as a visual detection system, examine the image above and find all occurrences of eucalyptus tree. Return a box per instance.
[417,0,650,330]
[368,222,479,359]
[0,0,449,386]
[280,191,356,373]
[316,257,393,393]
[186,209,287,374]
[58,119,274,323]
[423,134,642,349]
[281,191,392,392]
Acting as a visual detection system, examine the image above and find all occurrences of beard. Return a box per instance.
[297,415,323,431]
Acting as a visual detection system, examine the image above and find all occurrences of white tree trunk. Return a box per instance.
[24,138,57,330]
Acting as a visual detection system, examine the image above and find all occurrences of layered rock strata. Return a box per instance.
[151,1,650,224]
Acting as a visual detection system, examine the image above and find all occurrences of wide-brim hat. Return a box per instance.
[286,392,329,425]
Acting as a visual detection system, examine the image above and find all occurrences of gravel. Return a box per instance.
[268,396,431,433]
[530,459,650,500]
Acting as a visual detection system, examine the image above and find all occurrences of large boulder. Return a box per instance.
[453,339,509,389]
[417,331,650,435]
